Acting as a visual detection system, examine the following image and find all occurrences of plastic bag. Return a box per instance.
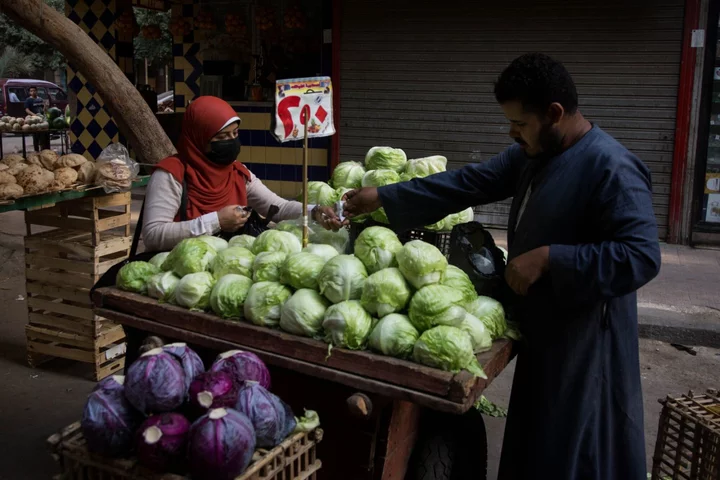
[236,205,279,238]
[94,143,139,193]
[448,222,507,300]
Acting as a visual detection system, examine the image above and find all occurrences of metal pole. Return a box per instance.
[302,105,310,248]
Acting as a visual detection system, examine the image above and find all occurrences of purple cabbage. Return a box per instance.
[210,350,271,390]
[81,375,142,457]
[188,408,256,480]
[234,381,296,448]
[162,342,205,392]
[136,413,191,472]
[124,348,186,414]
[189,371,240,411]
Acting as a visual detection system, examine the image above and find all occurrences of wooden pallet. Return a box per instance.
[24,192,132,380]
[47,422,323,480]
[652,389,720,480]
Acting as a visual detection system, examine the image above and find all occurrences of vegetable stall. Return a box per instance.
[86,147,516,480]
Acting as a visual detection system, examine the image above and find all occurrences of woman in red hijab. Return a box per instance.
[142,96,343,251]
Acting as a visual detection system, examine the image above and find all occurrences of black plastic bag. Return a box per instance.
[448,222,508,300]
[236,205,279,238]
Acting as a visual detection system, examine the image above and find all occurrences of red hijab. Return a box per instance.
[155,96,251,220]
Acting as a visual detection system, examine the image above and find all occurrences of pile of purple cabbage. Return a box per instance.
[80,343,320,480]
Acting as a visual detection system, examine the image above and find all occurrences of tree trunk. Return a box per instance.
[0,0,176,164]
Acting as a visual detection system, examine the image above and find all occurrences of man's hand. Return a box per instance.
[505,246,550,296]
[218,205,250,232]
[342,187,381,218]
[312,206,347,231]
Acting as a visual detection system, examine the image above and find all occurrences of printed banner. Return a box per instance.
[272,76,335,143]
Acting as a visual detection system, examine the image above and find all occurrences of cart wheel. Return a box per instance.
[406,409,487,480]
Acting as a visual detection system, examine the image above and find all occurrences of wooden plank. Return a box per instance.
[95,307,471,413]
[94,192,131,208]
[96,324,126,347]
[25,212,95,232]
[93,288,454,397]
[28,312,96,337]
[93,356,125,381]
[95,256,127,275]
[381,401,421,480]
[26,340,95,363]
[95,236,132,258]
[28,297,96,321]
[96,212,131,232]
[25,254,96,274]
[26,268,96,289]
[26,282,91,304]
[448,339,516,410]
[26,325,95,349]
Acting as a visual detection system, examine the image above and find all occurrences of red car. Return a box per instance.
[0,78,68,118]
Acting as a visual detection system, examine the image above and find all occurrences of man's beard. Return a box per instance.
[536,122,564,158]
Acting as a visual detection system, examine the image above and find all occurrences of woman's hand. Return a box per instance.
[218,205,251,232]
[312,206,346,231]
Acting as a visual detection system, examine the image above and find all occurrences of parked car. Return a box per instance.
[0,78,69,118]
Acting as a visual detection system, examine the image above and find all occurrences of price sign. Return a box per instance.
[272,76,335,143]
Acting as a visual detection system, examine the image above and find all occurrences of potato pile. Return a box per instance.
[0,115,49,133]
[0,151,96,200]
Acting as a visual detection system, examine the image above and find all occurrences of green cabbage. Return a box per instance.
[274,219,306,243]
[210,247,255,279]
[317,255,368,304]
[162,238,218,277]
[361,268,411,318]
[330,161,366,189]
[279,289,329,337]
[466,296,507,339]
[228,235,256,250]
[354,226,403,274]
[197,235,229,252]
[148,252,170,270]
[413,325,487,378]
[367,313,418,359]
[441,265,477,308]
[370,208,390,224]
[498,247,508,263]
[408,284,467,332]
[459,312,493,353]
[396,240,448,289]
[424,208,475,232]
[244,281,293,327]
[252,230,302,256]
[252,252,287,282]
[300,181,337,206]
[280,252,326,290]
[403,156,447,178]
[210,274,254,319]
[117,261,160,294]
[309,226,349,254]
[174,272,216,310]
[146,271,180,302]
[322,300,374,350]
[303,244,339,263]
[365,147,407,173]
[361,169,400,188]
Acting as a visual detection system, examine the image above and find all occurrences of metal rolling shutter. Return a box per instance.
[339,0,683,238]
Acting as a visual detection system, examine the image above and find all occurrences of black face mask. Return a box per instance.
[207,137,241,166]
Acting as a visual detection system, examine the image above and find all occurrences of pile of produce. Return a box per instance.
[0,151,96,200]
[0,115,48,132]
[117,224,509,378]
[313,146,473,231]
[81,345,320,479]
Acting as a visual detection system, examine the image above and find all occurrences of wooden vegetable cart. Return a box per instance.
[92,288,516,480]
[1,178,148,380]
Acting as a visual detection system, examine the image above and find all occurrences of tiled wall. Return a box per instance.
[171,0,202,112]
[233,106,329,199]
[65,0,121,160]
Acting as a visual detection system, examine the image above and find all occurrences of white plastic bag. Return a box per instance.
[94,143,139,193]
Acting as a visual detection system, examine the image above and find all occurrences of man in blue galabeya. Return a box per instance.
[344,52,661,480]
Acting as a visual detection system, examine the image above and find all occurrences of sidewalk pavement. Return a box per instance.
[488,229,720,348]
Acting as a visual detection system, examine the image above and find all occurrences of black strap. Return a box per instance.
[130,200,144,257]
[180,178,188,222]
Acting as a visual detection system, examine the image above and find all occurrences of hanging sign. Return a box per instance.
[272,76,335,143]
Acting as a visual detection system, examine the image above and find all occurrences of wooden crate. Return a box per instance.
[47,421,323,480]
[24,192,132,380]
[651,389,720,480]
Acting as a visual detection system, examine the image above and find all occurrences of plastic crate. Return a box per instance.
[348,220,452,257]
[47,422,323,480]
[651,389,720,480]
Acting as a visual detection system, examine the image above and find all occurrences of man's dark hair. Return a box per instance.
[494,53,578,115]
[28,86,37,91]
